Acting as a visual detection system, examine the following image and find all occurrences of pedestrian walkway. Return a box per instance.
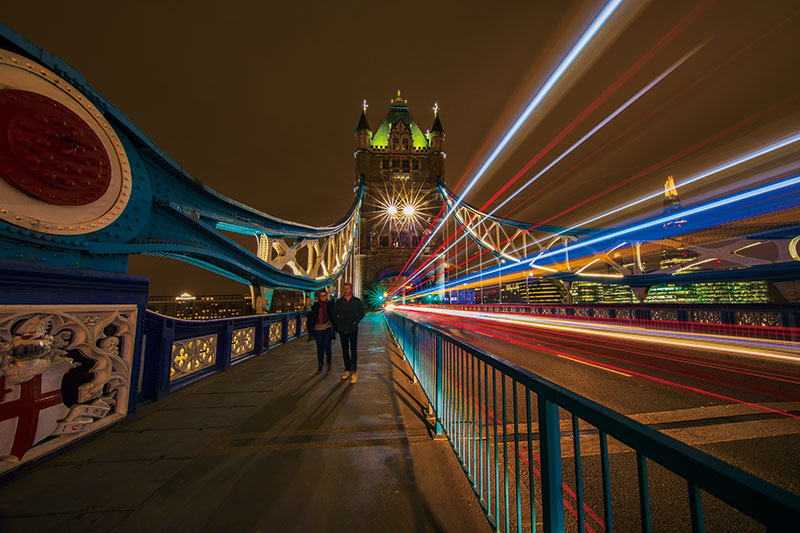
[0,313,490,532]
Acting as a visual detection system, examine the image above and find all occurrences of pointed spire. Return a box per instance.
[355,99,371,132]
[431,102,445,134]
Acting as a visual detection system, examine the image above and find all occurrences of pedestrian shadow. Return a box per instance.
[297,380,352,432]
[234,363,329,434]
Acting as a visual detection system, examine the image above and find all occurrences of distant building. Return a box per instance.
[148,293,253,320]
[644,281,770,304]
[570,282,635,304]
[269,289,309,313]
[500,279,565,303]
[148,289,310,319]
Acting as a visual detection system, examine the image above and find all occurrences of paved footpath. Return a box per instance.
[0,313,489,533]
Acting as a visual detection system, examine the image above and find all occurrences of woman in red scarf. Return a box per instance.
[307,289,336,374]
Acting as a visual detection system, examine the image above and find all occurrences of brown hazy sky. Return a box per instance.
[4,1,799,295]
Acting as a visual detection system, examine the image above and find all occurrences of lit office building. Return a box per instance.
[644,281,770,303]
[570,282,635,304]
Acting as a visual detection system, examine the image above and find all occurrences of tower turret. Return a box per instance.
[429,103,446,181]
[355,99,371,150]
[430,102,445,151]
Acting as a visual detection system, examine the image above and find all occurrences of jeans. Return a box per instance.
[313,328,333,368]
[340,329,358,372]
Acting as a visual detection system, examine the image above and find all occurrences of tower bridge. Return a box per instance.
[1,22,800,532]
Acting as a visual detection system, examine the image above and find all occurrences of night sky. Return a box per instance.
[3,1,799,295]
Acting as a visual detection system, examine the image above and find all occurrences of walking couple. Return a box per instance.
[307,282,365,383]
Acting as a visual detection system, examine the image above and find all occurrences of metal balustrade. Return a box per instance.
[140,310,308,403]
[384,310,800,532]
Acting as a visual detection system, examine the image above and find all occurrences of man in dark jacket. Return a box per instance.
[333,282,365,383]
[307,289,336,374]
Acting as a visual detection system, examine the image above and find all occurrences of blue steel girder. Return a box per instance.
[438,181,602,264]
[0,24,360,292]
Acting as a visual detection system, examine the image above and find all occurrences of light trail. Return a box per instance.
[445,312,800,401]
[435,170,800,293]
[391,91,800,296]
[390,33,708,294]
[488,44,705,220]
[398,307,800,419]
[392,14,800,300]
[503,8,800,219]
[527,134,800,250]
[391,0,625,290]
[477,0,716,215]
[395,305,800,365]
[414,93,800,297]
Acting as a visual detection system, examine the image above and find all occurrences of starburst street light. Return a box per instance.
[386,205,398,216]
[403,205,415,216]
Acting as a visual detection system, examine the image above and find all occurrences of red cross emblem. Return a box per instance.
[0,372,67,460]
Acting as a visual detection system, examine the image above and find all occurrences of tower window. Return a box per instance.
[402,159,410,171]
[381,159,388,169]
[402,138,409,150]
[380,236,389,247]
[392,138,399,150]
[412,160,419,170]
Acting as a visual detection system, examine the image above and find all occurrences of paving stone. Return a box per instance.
[0,314,490,532]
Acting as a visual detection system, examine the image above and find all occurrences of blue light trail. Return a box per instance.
[391,0,625,290]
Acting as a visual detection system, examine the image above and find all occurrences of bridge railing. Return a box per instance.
[438,303,799,343]
[384,309,800,532]
[139,310,308,403]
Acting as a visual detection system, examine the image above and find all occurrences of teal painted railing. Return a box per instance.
[384,309,800,532]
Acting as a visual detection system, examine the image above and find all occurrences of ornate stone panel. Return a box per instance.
[651,310,679,321]
[170,334,217,380]
[0,304,136,475]
[268,322,282,345]
[287,320,297,339]
[231,327,255,357]
[692,310,722,324]
[736,311,781,327]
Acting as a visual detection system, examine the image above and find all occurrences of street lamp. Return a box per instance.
[403,205,415,216]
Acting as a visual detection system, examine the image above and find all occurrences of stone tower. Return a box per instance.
[352,91,446,305]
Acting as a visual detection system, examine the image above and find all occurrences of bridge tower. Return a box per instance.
[353,92,446,305]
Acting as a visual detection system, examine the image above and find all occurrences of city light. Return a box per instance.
[403,205,415,216]
[386,205,398,216]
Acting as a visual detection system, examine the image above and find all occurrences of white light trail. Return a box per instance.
[396,306,800,365]
[391,0,625,292]
[434,171,800,290]
[393,45,700,294]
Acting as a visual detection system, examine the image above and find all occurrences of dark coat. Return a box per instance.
[307,300,336,340]
[333,296,365,334]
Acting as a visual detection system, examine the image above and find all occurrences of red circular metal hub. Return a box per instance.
[0,89,111,205]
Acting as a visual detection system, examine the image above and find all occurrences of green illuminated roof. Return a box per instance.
[370,105,430,150]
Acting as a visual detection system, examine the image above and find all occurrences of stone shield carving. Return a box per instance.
[0,305,136,474]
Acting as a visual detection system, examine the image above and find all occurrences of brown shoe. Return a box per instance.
[350,372,358,384]
[341,371,351,380]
